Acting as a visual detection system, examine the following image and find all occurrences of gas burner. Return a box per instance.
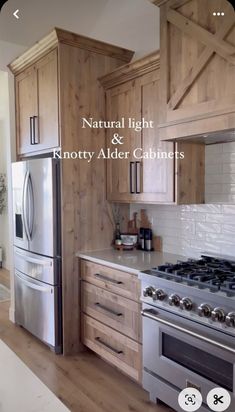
[152,255,235,296]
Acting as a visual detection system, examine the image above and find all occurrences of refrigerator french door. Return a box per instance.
[12,158,62,353]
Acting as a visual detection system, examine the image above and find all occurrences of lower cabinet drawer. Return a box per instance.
[82,281,141,342]
[82,314,142,382]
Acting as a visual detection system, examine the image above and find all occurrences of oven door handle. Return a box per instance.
[141,309,235,355]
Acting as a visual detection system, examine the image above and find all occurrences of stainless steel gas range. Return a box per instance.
[139,255,235,412]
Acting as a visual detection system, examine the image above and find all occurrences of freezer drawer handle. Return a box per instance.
[94,273,123,285]
[15,272,53,293]
[15,250,52,266]
[141,309,235,355]
[95,337,123,355]
[95,302,123,317]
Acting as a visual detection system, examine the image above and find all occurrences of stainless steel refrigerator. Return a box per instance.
[12,158,62,353]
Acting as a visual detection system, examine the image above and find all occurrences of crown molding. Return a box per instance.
[9,28,134,75]
[99,51,160,90]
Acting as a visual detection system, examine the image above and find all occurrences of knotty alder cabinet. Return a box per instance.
[81,259,142,382]
[100,52,205,204]
[15,49,59,155]
[150,0,235,142]
[9,28,134,355]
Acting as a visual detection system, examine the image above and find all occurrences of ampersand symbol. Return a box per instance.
[111,133,124,145]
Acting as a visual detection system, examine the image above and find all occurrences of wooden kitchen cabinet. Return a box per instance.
[15,49,59,155]
[150,0,235,142]
[80,259,142,382]
[9,28,134,355]
[105,79,142,201]
[100,52,205,204]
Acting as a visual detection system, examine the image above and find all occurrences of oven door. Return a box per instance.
[142,304,235,411]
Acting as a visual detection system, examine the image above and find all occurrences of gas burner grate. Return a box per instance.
[152,255,235,296]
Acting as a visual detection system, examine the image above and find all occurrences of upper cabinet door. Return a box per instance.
[37,49,59,151]
[15,49,59,156]
[106,80,141,202]
[16,67,38,155]
[138,71,174,203]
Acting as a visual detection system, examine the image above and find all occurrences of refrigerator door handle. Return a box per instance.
[23,170,31,241]
[15,272,53,293]
[28,173,34,238]
[22,171,29,241]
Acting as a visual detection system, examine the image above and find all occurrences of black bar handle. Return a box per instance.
[95,337,123,355]
[33,116,39,144]
[95,302,123,317]
[29,117,34,145]
[130,162,135,194]
[135,162,141,194]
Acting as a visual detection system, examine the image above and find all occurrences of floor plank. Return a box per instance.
[0,301,174,412]
[0,268,10,289]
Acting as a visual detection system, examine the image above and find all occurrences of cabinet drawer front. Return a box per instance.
[81,260,140,301]
[82,282,141,342]
[82,314,141,382]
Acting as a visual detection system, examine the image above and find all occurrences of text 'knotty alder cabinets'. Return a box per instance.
[9,28,134,355]
[100,52,205,205]
[149,0,235,141]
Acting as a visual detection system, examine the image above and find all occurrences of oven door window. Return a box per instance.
[162,333,233,391]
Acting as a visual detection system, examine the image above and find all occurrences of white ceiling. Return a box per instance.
[0,0,159,70]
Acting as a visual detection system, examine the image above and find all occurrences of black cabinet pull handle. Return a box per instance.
[130,162,135,194]
[30,117,34,145]
[95,302,123,317]
[94,273,123,285]
[95,337,123,355]
[33,116,39,144]
[135,162,141,194]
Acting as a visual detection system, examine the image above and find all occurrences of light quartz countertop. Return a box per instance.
[76,249,186,275]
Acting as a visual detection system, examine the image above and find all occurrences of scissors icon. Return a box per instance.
[213,394,224,405]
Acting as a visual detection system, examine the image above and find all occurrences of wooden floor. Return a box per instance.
[0,301,174,412]
[0,268,10,289]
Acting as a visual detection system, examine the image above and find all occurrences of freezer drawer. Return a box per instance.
[15,270,62,352]
[14,247,60,285]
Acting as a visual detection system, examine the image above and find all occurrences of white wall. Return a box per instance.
[0,71,10,269]
[130,144,235,259]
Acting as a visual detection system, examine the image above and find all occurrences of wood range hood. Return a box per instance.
[149,0,235,145]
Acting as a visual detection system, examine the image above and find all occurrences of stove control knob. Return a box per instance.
[180,297,193,311]
[211,307,226,323]
[143,286,155,298]
[168,294,180,307]
[225,312,235,327]
[198,303,212,318]
[153,289,167,301]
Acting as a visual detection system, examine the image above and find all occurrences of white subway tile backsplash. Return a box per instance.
[196,222,221,233]
[129,143,235,259]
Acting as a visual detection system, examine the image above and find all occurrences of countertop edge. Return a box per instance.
[77,252,140,275]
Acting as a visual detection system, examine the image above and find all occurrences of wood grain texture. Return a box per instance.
[82,281,141,342]
[59,44,132,355]
[15,50,59,156]
[175,142,205,204]
[82,314,142,382]
[81,260,140,301]
[9,28,134,75]
[159,0,235,140]
[104,53,175,204]
[0,300,175,412]
[100,51,160,89]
